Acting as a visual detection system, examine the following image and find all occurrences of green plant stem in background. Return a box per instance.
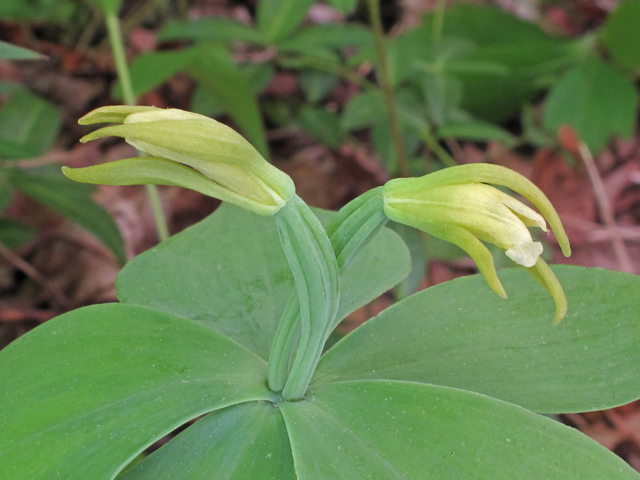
[431,0,446,43]
[366,0,410,177]
[105,13,169,242]
[268,189,388,394]
[421,127,457,167]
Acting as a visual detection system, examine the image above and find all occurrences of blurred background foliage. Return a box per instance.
[1,0,640,468]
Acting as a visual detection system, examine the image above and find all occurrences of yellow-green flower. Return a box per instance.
[62,106,295,216]
[383,164,571,324]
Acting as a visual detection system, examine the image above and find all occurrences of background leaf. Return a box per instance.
[114,49,196,100]
[314,266,640,413]
[420,3,580,122]
[116,204,410,360]
[602,0,640,69]
[186,44,269,159]
[281,380,640,479]
[256,0,315,43]
[543,58,639,152]
[0,41,44,60]
[0,90,61,160]
[295,106,343,148]
[0,303,274,480]
[437,120,517,145]
[159,18,266,45]
[6,166,126,265]
[86,0,122,16]
[0,219,37,249]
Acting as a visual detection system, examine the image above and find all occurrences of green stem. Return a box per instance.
[432,0,446,44]
[274,196,340,401]
[366,0,409,177]
[105,13,169,242]
[421,128,456,168]
[268,188,388,395]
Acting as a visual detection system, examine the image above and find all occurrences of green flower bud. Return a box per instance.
[63,106,295,216]
[383,164,571,324]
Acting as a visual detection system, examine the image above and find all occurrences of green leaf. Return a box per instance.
[543,58,639,152]
[437,120,517,145]
[6,166,126,265]
[0,0,77,22]
[86,0,122,15]
[0,81,23,95]
[389,222,426,300]
[186,44,269,159]
[256,0,314,43]
[0,170,12,212]
[119,401,295,480]
[278,24,373,53]
[0,41,44,60]
[419,4,581,122]
[602,0,640,69]
[0,219,36,249]
[314,266,640,413]
[341,91,386,131]
[295,106,343,148]
[116,204,410,360]
[114,49,196,99]
[0,90,61,159]
[327,0,358,15]
[0,303,274,480]
[190,62,275,118]
[159,18,266,45]
[280,380,640,479]
[299,69,339,103]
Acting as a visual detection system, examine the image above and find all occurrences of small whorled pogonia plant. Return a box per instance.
[1,106,640,480]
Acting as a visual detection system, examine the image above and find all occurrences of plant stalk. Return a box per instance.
[268,189,388,395]
[105,13,169,242]
[366,0,409,177]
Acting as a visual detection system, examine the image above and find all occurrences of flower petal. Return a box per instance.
[391,164,571,257]
[62,157,281,215]
[78,106,159,125]
[505,241,543,268]
[527,258,568,324]
[384,202,507,298]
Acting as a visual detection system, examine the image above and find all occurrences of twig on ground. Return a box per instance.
[578,142,634,274]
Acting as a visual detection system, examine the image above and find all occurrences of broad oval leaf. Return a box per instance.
[0,303,273,480]
[116,204,410,360]
[120,401,294,480]
[280,380,640,479]
[314,266,640,413]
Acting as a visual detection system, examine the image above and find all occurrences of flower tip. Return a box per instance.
[553,306,567,325]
